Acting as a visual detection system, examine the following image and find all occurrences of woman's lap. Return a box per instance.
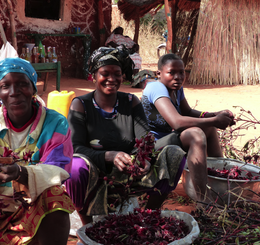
[0,186,74,244]
[147,155,186,195]
[66,148,186,212]
[155,131,183,150]
[64,157,89,209]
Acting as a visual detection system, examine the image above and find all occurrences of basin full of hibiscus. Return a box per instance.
[77,209,200,245]
[182,157,260,204]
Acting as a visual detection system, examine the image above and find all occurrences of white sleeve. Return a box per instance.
[26,164,70,202]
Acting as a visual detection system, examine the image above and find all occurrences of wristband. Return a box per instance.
[15,165,22,181]
[199,111,208,118]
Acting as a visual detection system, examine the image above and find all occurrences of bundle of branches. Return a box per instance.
[190,0,260,85]
[192,106,260,244]
[192,194,260,244]
[218,106,260,165]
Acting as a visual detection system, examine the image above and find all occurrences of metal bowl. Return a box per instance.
[77,210,200,245]
[182,157,260,204]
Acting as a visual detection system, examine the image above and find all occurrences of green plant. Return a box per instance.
[140,13,167,34]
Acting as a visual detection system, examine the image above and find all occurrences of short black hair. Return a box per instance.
[113,26,124,34]
[158,53,182,70]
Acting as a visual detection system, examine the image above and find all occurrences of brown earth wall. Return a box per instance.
[0,0,112,78]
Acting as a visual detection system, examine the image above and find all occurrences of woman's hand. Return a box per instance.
[113,152,133,172]
[138,160,151,177]
[106,151,151,177]
[214,111,235,129]
[114,153,151,178]
[215,109,234,118]
[0,163,20,183]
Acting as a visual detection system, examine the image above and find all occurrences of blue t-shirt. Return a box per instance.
[141,81,185,139]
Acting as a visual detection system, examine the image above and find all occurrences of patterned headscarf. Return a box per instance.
[0,58,38,92]
[88,45,134,82]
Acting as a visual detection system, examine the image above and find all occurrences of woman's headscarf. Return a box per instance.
[0,58,38,92]
[88,45,134,82]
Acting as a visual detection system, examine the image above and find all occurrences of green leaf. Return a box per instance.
[153,166,158,178]
[235,237,240,244]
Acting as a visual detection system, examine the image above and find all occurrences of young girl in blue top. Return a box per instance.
[141,53,235,202]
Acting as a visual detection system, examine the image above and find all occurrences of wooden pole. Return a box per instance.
[164,0,172,53]
[0,16,7,45]
[98,0,106,46]
[133,7,140,44]
[6,0,17,51]
[171,0,178,54]
[182,10,198,67]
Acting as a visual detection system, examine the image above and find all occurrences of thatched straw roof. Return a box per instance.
[118,0,200,21]
[190,0,260,85]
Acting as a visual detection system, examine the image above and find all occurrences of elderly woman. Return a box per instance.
[0,58,75,245]
[64,45,186,225]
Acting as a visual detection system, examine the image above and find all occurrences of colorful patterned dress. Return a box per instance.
[0,101,75,244]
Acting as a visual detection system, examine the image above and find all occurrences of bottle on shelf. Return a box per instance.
[20,47,26,59]
[47,46,52,62]
[25,47,31,63]
[39,47,45,63]
[31,47,39,63]
[36,46,40,60]
[42,45,46,57]
[52,47,58,63]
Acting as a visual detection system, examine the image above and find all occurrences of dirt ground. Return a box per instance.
[39,71,260,122]
[36,72,260,245]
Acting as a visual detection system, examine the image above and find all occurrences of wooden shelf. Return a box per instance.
[32,61,61,92]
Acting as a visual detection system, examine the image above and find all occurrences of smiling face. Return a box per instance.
[94,65,123,95]
[0,72,35,126]
[157,59,185,92]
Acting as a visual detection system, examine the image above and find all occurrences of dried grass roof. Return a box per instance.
[118,0,201,21]
[190,0,260,85]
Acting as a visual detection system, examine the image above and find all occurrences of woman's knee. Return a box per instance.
[70,157,89,181]
[180,127,207,149]
[64,157,89,209]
